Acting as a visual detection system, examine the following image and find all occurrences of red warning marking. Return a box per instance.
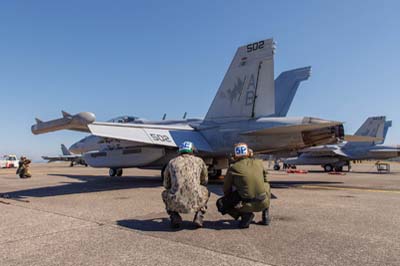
[286,169,308,174]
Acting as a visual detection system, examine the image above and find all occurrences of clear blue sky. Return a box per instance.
[1,1,399,160]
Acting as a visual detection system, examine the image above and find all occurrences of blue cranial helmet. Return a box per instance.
[179,141,194,153]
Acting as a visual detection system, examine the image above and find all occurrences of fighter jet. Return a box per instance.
[284,116,400,172]
[32,38,345,178]
[61,66,312,165]
[42,144,87,167]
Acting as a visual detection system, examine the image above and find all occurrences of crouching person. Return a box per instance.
[162,141,209,228]
[19,157,32,179]
[217,143,271,229]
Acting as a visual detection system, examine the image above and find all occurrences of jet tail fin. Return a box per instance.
[274,66,311,117]
[352,116,386,144]
[378,120,392,144]
[61,144,72,155]
[204,38,276,122]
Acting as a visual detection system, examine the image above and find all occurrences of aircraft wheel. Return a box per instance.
[85,164,88,167]
[116,168,123,176]
[208,169,222,180]
[70,162,74,167]
[273,165,281,171]
[109,168,117,177]
[324,164,333,172]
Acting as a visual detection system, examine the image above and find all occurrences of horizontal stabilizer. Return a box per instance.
[241,121,342,136]
[88,122,213,152]
[31,111,95,134]
[344,135,383,143]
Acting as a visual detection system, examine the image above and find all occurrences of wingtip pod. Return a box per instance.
[31,111,96,135]
[75,112,96,124]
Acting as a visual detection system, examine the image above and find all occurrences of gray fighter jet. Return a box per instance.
[62,65,312,162]
[32,38,345,178]
[284,116,400,172]
[42,144,87,167]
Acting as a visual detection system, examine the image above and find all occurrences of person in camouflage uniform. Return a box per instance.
[162,141,209,228]
[217,143,271,229]
[16,156,26,176]
[18,157,32,179]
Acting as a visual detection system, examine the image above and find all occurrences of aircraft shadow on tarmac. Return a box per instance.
[2,173,342,200]
[303,169,386,175]
[270,180,343,189]
[3,174,162,199]
[117,218,239,231]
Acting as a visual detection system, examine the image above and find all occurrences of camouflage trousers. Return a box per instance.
[19,167,32,178]
[162,187,210,214]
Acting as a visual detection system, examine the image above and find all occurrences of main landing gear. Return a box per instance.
[323,164,344,172]
[109,168,123,177]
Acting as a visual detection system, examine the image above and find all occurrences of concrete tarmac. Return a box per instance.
[1,162,400,266]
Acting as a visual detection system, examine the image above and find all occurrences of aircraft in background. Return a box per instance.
[42,144,87,167]
[32,38,346,179]
[283,116,400,172]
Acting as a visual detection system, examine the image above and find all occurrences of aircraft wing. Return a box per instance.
[42,155,81,162]
[240,122,342,136]
[87,122,213,152]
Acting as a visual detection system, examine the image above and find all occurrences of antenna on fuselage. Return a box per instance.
[162,113,167,120]
[182,112,187,119]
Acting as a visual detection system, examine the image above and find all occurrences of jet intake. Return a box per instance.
[302,125,344,146]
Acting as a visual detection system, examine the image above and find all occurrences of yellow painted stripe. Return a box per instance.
[299,185,400,194]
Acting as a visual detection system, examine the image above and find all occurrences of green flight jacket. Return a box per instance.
[224,158,271,213]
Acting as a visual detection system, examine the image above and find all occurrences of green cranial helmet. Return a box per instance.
[179,141,194,154]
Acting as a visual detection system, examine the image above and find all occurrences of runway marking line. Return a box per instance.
[299,185,400,194]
